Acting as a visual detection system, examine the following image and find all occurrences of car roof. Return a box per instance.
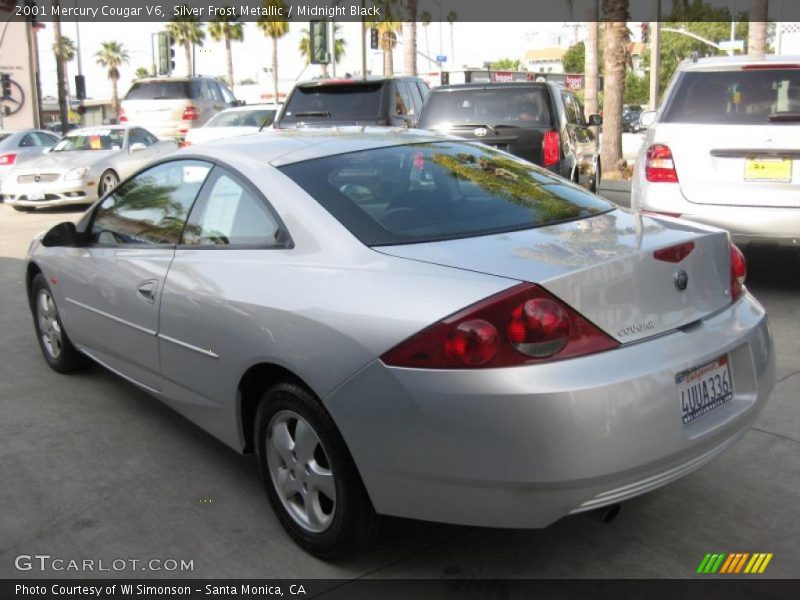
[66,125,132,134]
[432,82,551,92]
[679,54,800,72]
[216,104,281,113]
[296,76,424,87]
[184,126,455,167]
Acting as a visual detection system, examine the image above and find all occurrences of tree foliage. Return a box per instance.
[491,58,521,70]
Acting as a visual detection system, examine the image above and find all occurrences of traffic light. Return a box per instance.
[0,73,10,99]
[74,74,86,100]
[440,71,449,85]
[309,21,329,65]
[641,23,650,44]
[157,32,176,76]
[370,28,379,50]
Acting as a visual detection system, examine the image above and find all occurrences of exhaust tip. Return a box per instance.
[585,504,621,524]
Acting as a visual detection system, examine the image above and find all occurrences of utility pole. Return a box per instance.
[648,0,661,111]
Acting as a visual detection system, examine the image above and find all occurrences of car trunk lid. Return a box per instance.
[375,210,733,344]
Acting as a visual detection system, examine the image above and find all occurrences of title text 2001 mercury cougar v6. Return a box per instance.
[25,128,774,558]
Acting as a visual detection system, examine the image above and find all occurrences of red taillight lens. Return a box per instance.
[653,241,695,263]
[730,243,746,302]
[118,108,127,123]
[381,283,619,369]
[542,130,560,167]
[645,144,678,183]
[182,106,200,121]
[0,153,16,166]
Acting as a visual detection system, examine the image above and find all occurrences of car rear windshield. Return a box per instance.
[418,87,552,129]
[282,83,383,119]
[125,80,200,101]
[279,141,611,246]
[662,68,800,124]
[206,109,276,128]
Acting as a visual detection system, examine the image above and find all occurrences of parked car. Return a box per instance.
[417,82,602,191]
[622,106,644,132]
[273,77,429,129]
[4,125,177,211]
[0,129,60,198]
[26,128,773,558]
[183,103,280,146]
[632,55,800,246]
[119,76,240,140]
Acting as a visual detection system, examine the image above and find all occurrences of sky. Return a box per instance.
[36,21,574,102]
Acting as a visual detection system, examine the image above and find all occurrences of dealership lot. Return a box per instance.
[1,202,798,579]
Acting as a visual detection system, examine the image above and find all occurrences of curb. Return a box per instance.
[598,179,632,193]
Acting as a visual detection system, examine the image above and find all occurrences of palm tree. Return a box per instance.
[134,66,151,79]
[209,8,244,88]
[420,10,432,69]
[747,0,768,57]
[600,0,630,176]
[52,35,76,100]
[584,14,600,124]
[372,2,402,76]
[95,41,130,115]
[52,2,69,134]
[299,24,347,77]
[167,7,205,76]
[257,0,289,103]
[447,11,457,68]
[402,0,418,76]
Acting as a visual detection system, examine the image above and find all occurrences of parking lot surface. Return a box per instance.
[1,202,798,579]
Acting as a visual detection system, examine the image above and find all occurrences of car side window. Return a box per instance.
[206,81,223,103]
[89,160,212,246]
[38,132,60,146]
[181,168,283,247]
[561,92,580,125]
[406,81,424,115]
[143,131,159,145]
[20,134,37,147]
[128,128,151,146]
[218,83,237,105]
[396,82,414,116]
[416,81,430,103]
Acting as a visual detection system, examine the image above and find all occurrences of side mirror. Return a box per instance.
[639,110,657,129]
[130,142,146,153]
[41,221,78,247]
[588,114,603,126]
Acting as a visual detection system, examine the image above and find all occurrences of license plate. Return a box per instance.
[27,186,45,201]
[677,355,734,425]
[744,157,792,182]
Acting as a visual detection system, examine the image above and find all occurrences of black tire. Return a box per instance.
[255,382,379,559]
[98,170,119,197]
[13,206,35,212]
[30,273,88,373]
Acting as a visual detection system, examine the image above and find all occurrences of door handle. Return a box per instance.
[137,280,158,304]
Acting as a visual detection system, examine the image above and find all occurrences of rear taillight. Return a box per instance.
[542,130,560,167]
[118,108,127,123]
[0,153,16,166]
[182,106,200,121]
[730,243,746,302]
[645,144,678,183]
[381,283,619,369]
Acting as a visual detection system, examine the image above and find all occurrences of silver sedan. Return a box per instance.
[25,128,774,558]
[4,125,176,211]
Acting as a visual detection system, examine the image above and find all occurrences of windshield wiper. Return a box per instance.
[768,112,800,122]
[294,111,332,118]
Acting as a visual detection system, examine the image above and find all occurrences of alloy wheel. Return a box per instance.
[37,289,62,360]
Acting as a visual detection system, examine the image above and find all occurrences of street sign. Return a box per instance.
[719,40,744,51]
[436,55,447,63]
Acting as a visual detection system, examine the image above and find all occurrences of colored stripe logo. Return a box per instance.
[697,552,773,574]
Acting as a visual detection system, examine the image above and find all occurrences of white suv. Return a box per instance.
[632,55,800,247]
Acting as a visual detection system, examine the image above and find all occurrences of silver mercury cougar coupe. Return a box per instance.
[25,127,774,558]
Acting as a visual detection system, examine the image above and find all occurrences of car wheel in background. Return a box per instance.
[255,382,379,558]
[31,274,88,373]
[592,159,601,194]
[99,170,119,197]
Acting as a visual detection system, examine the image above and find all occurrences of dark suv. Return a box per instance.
[417,82,602,191]
[273,77,430,129]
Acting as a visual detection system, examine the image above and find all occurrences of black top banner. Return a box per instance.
[3,0,800,23]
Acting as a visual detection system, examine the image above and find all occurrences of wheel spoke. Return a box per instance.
[308,461,335,501]
[293,419,318,463]
[276,466,300,499]
[269,420,295,466]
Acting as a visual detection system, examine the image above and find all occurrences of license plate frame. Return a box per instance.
[744,157,792,182]
[677,355,734,425]
[27,186,45,201]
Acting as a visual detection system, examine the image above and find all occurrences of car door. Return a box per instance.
[123,128,159,175]
[18,132,56,162]
[157,165,290,445]
[54,159,213,391]
[560,90,597,187]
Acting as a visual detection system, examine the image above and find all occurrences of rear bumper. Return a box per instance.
[634,182,800,246]
[324,293,774,528]
[129,121,196,140]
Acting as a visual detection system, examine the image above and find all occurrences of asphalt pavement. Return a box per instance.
[1,199,798,580]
